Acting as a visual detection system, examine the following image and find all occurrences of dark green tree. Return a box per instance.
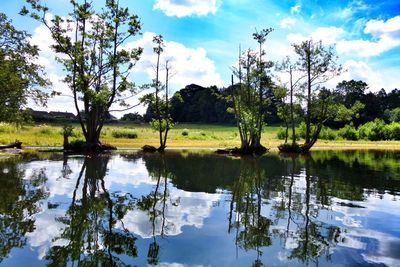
[0,13,49,124]
[22,0,142,150]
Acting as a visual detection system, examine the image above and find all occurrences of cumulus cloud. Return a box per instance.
[337,16,400,57]
[126,32,224,89]
[153,0,218,17]
[287,16,400,58]
[280,17,297,29]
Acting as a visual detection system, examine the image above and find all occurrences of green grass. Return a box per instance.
[0,122,399,150]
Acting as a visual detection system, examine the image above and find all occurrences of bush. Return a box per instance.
[276,127,287,140]
[358,119,390,141]
[338,125,358,140]
[181,129,189,136]
[111,129,138,139]
[386,122,400,140]
[320,127,337,140]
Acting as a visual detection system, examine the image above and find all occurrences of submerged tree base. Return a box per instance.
[216,145,269,156]
[142,145,158,153]
[278,143,310,153]
[64,141,117,153]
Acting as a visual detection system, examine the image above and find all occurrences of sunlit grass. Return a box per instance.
[0,122,399,150]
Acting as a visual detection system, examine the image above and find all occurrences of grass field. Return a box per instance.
[0,122,399,151]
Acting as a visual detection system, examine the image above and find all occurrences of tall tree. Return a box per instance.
[143,36,174,152]
[229,28,274,154]
[0,13,49,124]
[292,40,342,152]
[22,0,142,150]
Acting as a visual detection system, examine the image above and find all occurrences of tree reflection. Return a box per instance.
[137,154,175,265]
[45,155,138,266]
[228,157,272,266]
[0,158,48,262]
[275,154,341,265]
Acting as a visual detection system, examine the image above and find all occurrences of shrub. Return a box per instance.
[320,127,337,140]
[111,129,138,139]
[338,125,358,140]
[276,127,287,140]
[181,129,189,136]
[368,119,387,141]
[386,122,400,140]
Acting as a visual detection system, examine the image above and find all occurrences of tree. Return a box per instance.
[22,0,142,150]
[276,57,304,148]
[0,13,49,124]
[142,35,174,152]
[229,28,274,154]
[291,40,342,152]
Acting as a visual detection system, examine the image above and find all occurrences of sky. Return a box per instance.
[2,0,400,116]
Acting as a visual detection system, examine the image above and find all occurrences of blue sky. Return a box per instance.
[2,0,400,114]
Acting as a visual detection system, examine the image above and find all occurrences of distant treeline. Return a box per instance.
[143,84,281,125]
[135,81,400,127]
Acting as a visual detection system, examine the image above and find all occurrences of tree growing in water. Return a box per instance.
[280,40,342,152]
[22,0,142,151]
[228,28,274,154]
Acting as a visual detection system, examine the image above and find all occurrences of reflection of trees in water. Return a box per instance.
[45,155,138,266]
[228,157,272,267]
[275,155,341,265]
[0,158,48,262]
[136,154,177,265]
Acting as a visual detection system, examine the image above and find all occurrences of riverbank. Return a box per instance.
[1,122,400,151]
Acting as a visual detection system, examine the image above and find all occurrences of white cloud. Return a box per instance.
[291,5,301,15]
[153,0,218,17]
[126,32,224,89]
[337,16,400,57]
[287,26,344,45]
[280,17,297,29]
[364,16,400,39]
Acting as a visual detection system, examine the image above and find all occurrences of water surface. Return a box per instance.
[0,150,399,266]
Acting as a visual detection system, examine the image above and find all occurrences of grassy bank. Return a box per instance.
[0,122,399,151]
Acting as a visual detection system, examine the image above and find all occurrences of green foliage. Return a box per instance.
[320,127,337,140]
[357,119,399,141]
[62,125,74,137]
[338,125,358,140]
[276,127,287,140]
[384,108,400,123]
[385,123,400,140]
[150,118,174,133]
[111,130,138,139]
[0,13,49,123]
[181,129,189,136]
[22,0,142,144]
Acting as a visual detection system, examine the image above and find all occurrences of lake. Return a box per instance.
[0,150,399,266]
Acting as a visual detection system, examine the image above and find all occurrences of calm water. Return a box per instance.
[0,150,399,266]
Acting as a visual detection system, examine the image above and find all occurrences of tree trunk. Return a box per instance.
[305,43,311,144]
